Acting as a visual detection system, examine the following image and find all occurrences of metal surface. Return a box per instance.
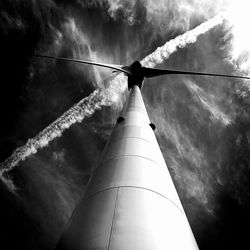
[56,188,118,250]
[55,85,199,250]
[109,187,198,250]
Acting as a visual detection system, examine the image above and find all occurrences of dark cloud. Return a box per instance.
[1,0,250,250]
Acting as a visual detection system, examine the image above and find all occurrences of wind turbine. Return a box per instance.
[35,55,250,250]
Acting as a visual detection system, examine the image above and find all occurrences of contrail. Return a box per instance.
[141,12,225,67]
[0,90,110,174]
[0,12,225,174]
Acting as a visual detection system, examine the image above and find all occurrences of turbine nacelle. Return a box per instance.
[122,61,145,89]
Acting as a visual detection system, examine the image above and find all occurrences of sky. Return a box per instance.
[0,0,250,249]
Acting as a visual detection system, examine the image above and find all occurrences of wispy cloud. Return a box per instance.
[141,12,225,67]
[0,90,108,174]
[185,80,232,125]
[0,12,226,179]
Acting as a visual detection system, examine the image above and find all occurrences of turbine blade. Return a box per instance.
[142,67,250,80]
[33,54,131,75]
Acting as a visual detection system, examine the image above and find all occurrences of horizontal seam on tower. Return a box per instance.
[113,124,153,133]
[109,135,155,145]
[85,185,184,215]
[98,154,164,168]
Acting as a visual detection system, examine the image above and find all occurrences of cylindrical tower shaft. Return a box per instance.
[56,85,199,250]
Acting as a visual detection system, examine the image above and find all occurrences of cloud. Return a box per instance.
[2,1,250,249]
[0,174,18,195]
[0,89,109,174]
[18,153,87,249]
[52,149,66,168]
[107,0,227,30]
[141,11,225,67]
[223,0,250,73]
[185,79,232,125]
[0,10,226,179]
[149,107,212,207]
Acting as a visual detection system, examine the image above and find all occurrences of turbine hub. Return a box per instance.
[128,61,144,89]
